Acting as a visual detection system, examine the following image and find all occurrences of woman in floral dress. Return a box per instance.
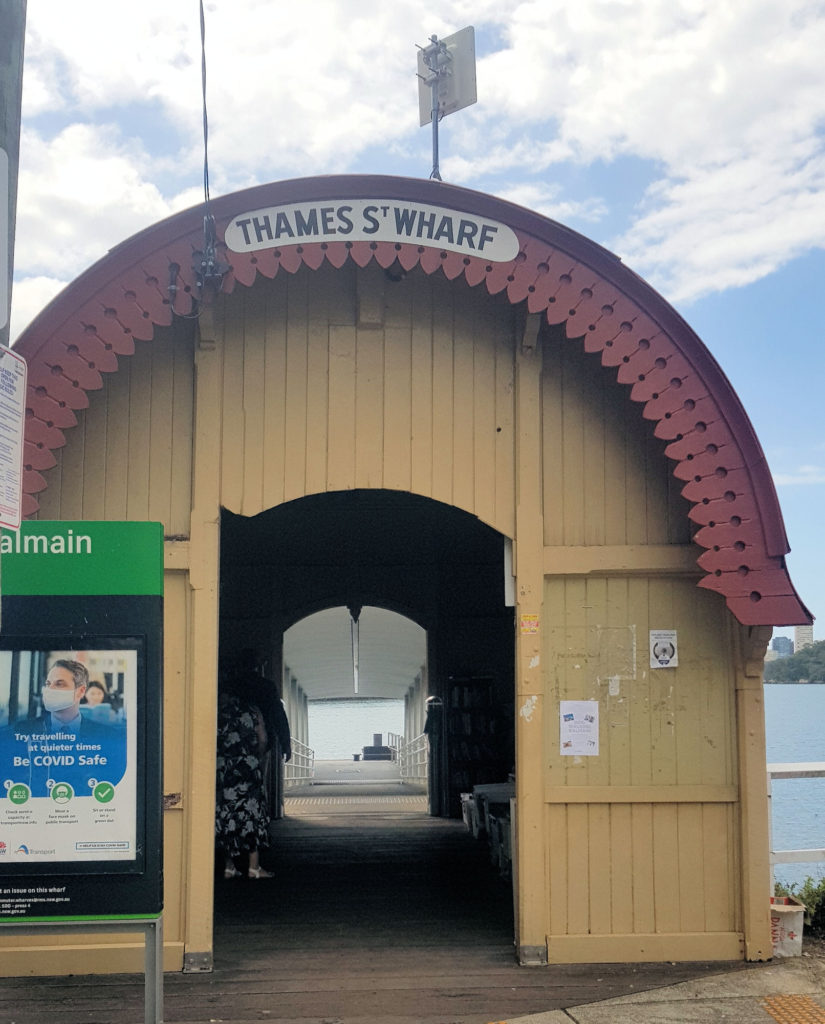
[215,693,273,879]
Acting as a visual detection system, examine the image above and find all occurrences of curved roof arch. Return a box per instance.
[15,174,811,627]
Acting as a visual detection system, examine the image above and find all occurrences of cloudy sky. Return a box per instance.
[9,0,824,640]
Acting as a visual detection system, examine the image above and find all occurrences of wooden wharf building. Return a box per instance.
[9,175,812,974]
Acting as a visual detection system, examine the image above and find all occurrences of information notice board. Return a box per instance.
[0,521,163,921]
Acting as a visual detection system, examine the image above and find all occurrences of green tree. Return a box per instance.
[765,640,825,683]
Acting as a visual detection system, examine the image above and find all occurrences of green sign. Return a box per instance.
[0,521,163,596]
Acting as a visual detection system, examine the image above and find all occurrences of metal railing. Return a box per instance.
[768,761,825,888]
[386,731,403,762]
[397,732,428,781]
[284,738,315,784]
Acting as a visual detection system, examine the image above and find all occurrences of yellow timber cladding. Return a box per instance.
[10,256,771,971]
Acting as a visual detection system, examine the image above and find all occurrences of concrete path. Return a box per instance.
[498,954,825,1024]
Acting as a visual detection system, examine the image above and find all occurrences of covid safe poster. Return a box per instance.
[0,522,163,920]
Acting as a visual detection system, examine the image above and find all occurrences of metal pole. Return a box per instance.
[145,916,164,1024]
[430,79,441,181]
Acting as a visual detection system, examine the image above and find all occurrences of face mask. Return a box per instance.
[42,687,78,713]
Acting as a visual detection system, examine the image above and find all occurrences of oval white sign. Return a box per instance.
[224,198,520,263]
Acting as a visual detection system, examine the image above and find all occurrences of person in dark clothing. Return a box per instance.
[224,649,291,762]
[215,692,272,879]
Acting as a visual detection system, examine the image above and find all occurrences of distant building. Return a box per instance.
[772,636,794,657]
[795,625,815,652]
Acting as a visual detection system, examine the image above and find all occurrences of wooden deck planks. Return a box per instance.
[0,787,754,1024]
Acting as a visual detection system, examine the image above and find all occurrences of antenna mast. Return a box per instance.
[417,27,477,182]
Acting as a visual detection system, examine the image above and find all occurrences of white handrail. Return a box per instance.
[285,738,315,783]
[767,762,825,889]
[397,732,428,781]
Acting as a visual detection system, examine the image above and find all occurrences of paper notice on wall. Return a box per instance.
[650,629,678,668]
[559,700,599,756]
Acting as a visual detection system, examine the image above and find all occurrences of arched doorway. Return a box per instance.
[218,490,515,821]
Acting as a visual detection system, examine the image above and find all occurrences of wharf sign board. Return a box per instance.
[0,521,163,921]
[225,198,521,263]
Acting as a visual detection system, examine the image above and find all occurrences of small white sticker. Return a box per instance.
[608,676,621,696]
[650,629,678,668]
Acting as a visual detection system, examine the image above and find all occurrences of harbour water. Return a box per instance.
[305,687,824,887]
[765,683,825,887]
[308,698,405,760]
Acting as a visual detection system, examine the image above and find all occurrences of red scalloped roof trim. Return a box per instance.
[15,176,811,626]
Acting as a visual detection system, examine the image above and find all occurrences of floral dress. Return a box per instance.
[215,695,270,857]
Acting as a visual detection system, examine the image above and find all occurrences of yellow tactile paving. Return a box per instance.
[763,994,825,1024]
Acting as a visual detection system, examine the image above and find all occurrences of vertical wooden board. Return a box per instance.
[34,456,63,518]
[603,381,629,545]
[581,357,606,547]
[79,379,108,520]
[451,291,475,515]
[544,578,568,788]
[695,591,736,786]
[630,803,656,933]
[219,306,245,511]
[383,324,412,491]
[430,283,455,506]
[609,804,635,933]
[240,284,268,515]
[672,583,703,787]
[327,324,357,490]
[102,358,132,520]
[625,578,651,787]
[623,407,650,544]
[162,571,189,794]
[644,427,671,545]
[162,811,185,940]
[560,345,586,546]
[604,577,632,787]
[354,326,384,488]
[547,804,569,934]
[169,327,194,535]
[587,804,612,933]
[728,802,743,932]
[582,578,610,788]
[125,343,153,521]
[651,803,681,933]
[701,803,735,931]
[676,803,706,931]
[262,279,289,509]
[566,804,591,933]
[648,579,677,786]
[304,311,330,498]
[494,313,516,537]
[147,337,175,527]
[56,407,86,519]
[541,335,565,545]
[283,273,310,502]
[409,272,434,498]
[472,302,498,526]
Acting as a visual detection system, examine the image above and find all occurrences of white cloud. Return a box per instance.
[13,0,825,310]
[774,466,825,487]
[9,276,68,344]
[16,123,175,279]
[492,182,607,224]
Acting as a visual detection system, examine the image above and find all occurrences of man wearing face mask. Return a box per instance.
[0,659,127,800]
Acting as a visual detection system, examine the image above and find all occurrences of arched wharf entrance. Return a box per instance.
[11,173,813,974]
[215,491,516,943]
[218,491,516,818]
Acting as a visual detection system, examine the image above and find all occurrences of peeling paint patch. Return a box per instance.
[529,655,540,669]
[519,695,538,722]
